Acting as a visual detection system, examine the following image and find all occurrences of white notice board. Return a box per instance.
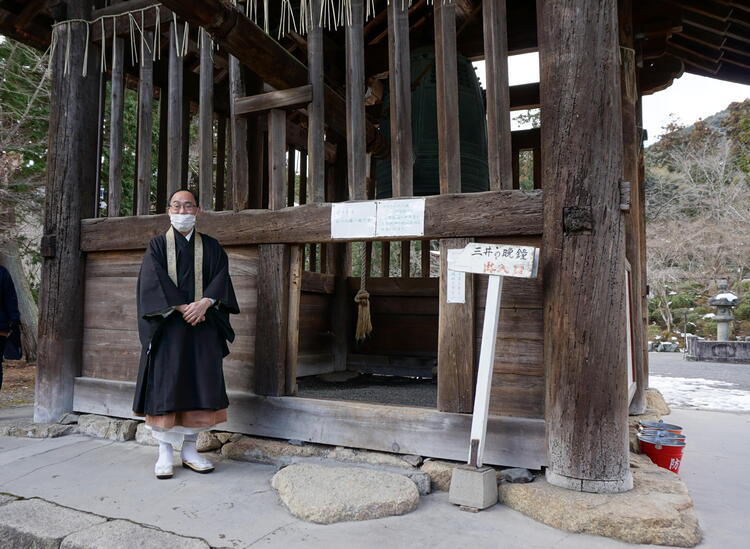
[330,198,425,240]
[446,249,466,304]
[375,198,425,237]
[330,202,377,239]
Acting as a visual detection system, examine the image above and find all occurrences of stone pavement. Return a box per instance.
[0,406,747,548]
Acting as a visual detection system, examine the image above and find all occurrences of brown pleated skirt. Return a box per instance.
[141,409,227,429]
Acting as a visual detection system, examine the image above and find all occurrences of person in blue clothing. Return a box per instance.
[0,265,21,390]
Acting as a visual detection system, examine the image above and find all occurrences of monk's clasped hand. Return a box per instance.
[181,298,212,326]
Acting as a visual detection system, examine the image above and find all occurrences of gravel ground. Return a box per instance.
[297,373,437,407]
[0,360,35,408]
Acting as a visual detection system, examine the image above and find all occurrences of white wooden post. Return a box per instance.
[469,273,503,467]
[447,243,540,469]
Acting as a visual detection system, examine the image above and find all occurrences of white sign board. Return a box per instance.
[330,202,377,239]
[448,243,539,279]
[374,198,425,237]
[446,249,466,304]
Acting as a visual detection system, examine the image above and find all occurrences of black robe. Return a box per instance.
[132,229,239,416]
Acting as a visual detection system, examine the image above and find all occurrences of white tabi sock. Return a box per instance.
[156,442,174,473]
[181,434,212,467]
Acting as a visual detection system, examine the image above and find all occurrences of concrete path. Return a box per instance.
[0,406,747,548]
[649,352,750,390]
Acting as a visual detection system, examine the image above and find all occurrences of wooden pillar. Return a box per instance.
[539,0,632,493]
[438,238,474,412]
[229,56,249,210]
[381,241,391,276]
[483,0,513,190]
[434,0,461,194]
[307,0,326,203]
[255,107,290,395]
[434,0,474,413]
[156,79,168,211]
[181,96,190,189]
[387,0,413,197]
[287,148,296,207]
[215,117,227,211]
[330,139,350,371]
[35,1,100,423]
[167,20,183,198]
[254,244,290,395]
[107,37,125,217]
[268,109,288,210]
[346,0,367,200]
[199,30,214,211]
[620,0,646,415]
[136,31,154,216]
[421,240,431,277]
[636,97,649,393]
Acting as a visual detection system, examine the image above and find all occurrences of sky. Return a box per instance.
[475,53,750,146]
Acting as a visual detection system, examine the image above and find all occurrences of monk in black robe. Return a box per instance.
[133,189,239,479]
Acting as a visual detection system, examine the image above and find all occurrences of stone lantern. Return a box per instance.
[708,281,739,342]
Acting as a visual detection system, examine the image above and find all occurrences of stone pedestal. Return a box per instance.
[448,465,498,510]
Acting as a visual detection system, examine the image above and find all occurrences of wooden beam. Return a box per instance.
[166,21,183,198]
[35,1,100,423]
[307,0,326,203]
[539,0,631,493]
[621,0,647,416]
[286,245,303,395]
[216,117,227,211]
[438,238,475,413]
[388,0,413,197]
[484,0,514,190]
[229,56,249,210]
[346,0,367,201]
[254,244,290,396]
[234,85,313,116]
[268,109,288,210]
[14,0,48,31]
[108,37,125,218]
[381,241,391,276]
[400,241,411,277]
[434,0,462,195]
[81,190,544,251]
[421,240,431,277]
[157,0,380,150]
[73,377,547,468]
[287,148,296,208]
[199,30,214,210]
[156,78,169,212]
[136,31,154,216]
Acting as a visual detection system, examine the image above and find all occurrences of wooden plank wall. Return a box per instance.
[81,246,259,392]
[343,237,544,422]
[347,278,439,359]
[474,236,544,419]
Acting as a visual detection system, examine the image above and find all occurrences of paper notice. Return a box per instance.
[331,202,377,239]
[446,249,466,304]
[375,198,425,237]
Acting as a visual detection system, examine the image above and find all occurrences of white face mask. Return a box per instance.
[170,213,196,232]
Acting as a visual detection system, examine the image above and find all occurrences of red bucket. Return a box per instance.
[638,434,685,473]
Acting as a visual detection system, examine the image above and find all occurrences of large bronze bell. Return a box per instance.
[375,47,490,198]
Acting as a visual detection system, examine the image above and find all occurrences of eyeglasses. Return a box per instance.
[169,201,197,212]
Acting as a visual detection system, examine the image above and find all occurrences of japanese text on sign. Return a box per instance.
[330,202,377,239]
[374,198,425,237]
[448,243,540,279]
[446,249,466,303]
[330,198,425,239]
